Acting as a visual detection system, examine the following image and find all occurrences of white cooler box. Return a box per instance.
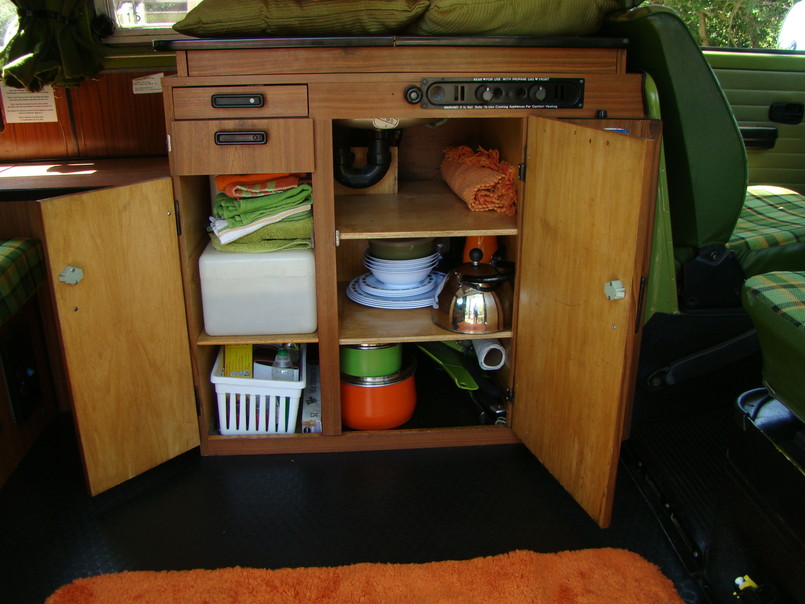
[199,242,317,336]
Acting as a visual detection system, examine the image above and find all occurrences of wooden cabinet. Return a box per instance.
[0,159,199,495]
[160,40,661,527]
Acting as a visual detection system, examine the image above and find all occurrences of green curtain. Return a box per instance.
[1,0,105,91]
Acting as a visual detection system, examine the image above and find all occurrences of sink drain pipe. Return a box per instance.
[333,128,394,189]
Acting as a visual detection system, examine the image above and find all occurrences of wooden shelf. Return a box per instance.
[202,425,518,455]
[335,180,518,239]
[337,284,512,344]
[197,331,319,346]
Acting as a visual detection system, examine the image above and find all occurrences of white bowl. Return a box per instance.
[364,258,439,272]
[364,251,439,268]
[368,265,434,286]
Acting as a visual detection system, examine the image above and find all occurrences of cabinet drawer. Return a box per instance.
[170,118,314,175]
[173,85,308,119]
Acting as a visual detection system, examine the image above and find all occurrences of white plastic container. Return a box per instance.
[211,345,306,435]
[199,242,317,336]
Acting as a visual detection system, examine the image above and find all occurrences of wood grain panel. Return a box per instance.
[310,74,644,120]
[170,118,314,175]
[0,157,168,191]
[0,86,76,160]
[70,72,173,157]
[41,178,199,495]
[202,425,518,456]
[335,181,517,238]
[173,85,308,119]
[186,47,626,77]
[311,119,341,436]
[512,117,660,528]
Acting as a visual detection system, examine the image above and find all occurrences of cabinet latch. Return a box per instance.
[58,266,84,285]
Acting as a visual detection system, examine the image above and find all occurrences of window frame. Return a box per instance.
[93,0,195,45]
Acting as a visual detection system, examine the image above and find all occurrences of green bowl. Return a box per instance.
[368,238,435,260]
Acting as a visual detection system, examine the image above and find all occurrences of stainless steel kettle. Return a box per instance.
[432,248,514,334]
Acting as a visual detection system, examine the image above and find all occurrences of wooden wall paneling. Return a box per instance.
[70,71,174,158]
[0,87,76,161]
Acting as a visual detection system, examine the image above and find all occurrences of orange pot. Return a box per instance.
[340,359,416,430]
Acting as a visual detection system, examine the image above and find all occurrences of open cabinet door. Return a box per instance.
[512,117,661,527]
[41,178,199,495]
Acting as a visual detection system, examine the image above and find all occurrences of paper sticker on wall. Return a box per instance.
[0,84,58,123]
[132,73,164,95]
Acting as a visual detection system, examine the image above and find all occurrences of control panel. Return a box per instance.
[408,78,584,110]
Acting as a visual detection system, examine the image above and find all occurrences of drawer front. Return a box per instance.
[170,119,314,175]
[172,85,308,119]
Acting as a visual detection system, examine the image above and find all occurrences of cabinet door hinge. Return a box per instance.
[166,134,171,153]
[506,387,514,402]
[335,229,340,246]
[173,199,182,237]
[518,162,527,181]
[193,386,201,417]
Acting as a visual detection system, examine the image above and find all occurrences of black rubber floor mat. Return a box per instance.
[624,409,734,573]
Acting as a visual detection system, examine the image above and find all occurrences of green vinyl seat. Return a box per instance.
[601,6,805,390]
[742,271,805,423]
[603,7,805,309]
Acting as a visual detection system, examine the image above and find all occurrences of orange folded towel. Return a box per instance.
[214,173,305,193]
[440,146,517,216]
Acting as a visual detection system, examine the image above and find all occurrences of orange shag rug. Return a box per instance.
[46,548,684,604]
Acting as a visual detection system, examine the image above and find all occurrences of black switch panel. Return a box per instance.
[418,78,584,109]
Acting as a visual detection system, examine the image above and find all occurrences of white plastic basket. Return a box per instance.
[210,345,306,435]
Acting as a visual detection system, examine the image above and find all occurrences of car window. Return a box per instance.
[778,0,805,49]
[649,0,801,50]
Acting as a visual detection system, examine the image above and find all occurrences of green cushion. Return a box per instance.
[0,238,45,328]
[174,0,430,38]
[411,0,630,36]
[174,0,634,38]
[743,271,805,422]
[727,185,805,277]
[728,185,805,252]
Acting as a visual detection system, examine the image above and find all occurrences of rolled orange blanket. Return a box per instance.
[440,146,517,216]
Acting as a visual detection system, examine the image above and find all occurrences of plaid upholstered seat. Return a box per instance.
[0,238,46,328]
[727,186,805,253]
[743,271,805,423]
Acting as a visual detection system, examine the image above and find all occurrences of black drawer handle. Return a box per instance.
[211,93,264,108]
[214,131,268,145]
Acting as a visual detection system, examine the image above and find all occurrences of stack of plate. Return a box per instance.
[346,250,444,309]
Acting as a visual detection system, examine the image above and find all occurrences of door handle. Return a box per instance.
[740,127,777,150]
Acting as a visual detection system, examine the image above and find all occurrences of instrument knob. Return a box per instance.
[476,85,495,103]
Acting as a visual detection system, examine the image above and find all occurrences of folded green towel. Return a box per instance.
[232,216,313,243]
[210,215,314,253]
[214,185,312,226]
[210,234,312,253]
